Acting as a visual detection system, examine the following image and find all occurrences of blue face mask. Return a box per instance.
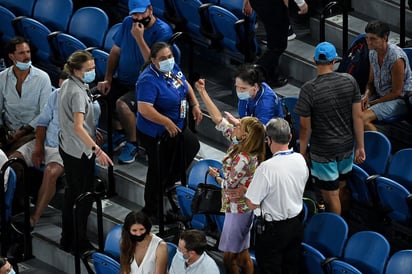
[159,57,175,73]
[176,250,189,263]
[231,136,240,145]
[9,268,16,274]
[15,60,32,71]
[236,91,251,100]
[82,69,96,83]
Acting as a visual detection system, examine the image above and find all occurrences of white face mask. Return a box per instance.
[158,57,175,72]
[176,250,189,263]
[15,60,32,70]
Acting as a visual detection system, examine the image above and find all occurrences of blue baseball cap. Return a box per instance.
[129,0,151,15]
[314,42,338,63]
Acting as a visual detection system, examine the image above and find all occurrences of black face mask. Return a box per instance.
[133,16,151,27]
[129,232,146,243]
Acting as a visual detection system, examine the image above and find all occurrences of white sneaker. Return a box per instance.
[288,25,296,41]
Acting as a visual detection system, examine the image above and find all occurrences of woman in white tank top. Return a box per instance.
[120,211,168,274]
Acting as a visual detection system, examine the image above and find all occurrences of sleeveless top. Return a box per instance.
[130,234,163,274]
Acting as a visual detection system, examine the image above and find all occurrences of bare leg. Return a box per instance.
[236,249,254,274]
[31,162,64,225]
[363,109,378,131]
[321,188,341,215]
[339,180,351,214]
[116,99,136,143]
[224,252,240,274]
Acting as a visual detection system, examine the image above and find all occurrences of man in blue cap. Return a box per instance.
[97,0,173,164]
[295,41,366,216]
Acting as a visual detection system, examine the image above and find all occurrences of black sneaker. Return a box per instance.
[288,25,296,41]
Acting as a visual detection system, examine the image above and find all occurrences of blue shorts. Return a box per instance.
[311,153,354,191]
[369,98,408,121]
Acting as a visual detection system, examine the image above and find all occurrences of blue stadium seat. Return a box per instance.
[175,186,208,230]
[0,6,16,47]
[385,249,412,274]
[326,259,362,274]
[211,214,225,233]
[89,48,110,81]
[187,159,223,190]
[92,252,120,274]
[343,231,390,274]
[403,48,412,70]
[207,5,258,62]
[346,164,376,207]
[166,241,177,270]
[48,32,87,66]
[12,17,54,65]
[32,0,73,32]
[359,131,391,175]
[103,22,122,52]
[374,176,412,224]
[304,212,348,258]
[4,169,16,222]
[104,224,122,261]
[282,96,300,138]
[386,148,412,192]
[68,7,109,48]
[0,0,35,16]
[301,242,326,274]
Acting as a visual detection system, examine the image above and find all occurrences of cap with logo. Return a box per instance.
[129,0,151,15]
[314,41,338,63]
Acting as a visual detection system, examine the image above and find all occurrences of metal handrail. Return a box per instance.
[73,192,104,274]
[0,157,31,259]
[400,0,406,47]
[319,0,349,54]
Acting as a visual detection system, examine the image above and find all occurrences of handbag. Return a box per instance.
[191,172,222,214]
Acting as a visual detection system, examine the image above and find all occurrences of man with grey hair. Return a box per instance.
[295,41,365,216]
[245,118,309,274]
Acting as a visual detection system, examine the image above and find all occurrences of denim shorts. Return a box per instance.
[369,98,408,121]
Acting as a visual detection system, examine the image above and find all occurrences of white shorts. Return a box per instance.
[17,139,63,167]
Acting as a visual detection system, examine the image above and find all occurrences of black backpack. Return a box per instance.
[337,34,370,93]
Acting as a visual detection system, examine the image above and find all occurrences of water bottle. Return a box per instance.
[0,58,6,72]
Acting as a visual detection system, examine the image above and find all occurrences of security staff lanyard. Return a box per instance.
[164,72,187,119]
[246,87,265,117]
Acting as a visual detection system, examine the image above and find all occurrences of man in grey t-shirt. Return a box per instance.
[295,42,366,215]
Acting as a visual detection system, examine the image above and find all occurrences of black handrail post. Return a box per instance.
[0,158,31,259]
[73,192,104,274]
[400,0,406,48]
[342,0,349,54]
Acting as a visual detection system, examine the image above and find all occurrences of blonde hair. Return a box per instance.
[63,50,93,75]
[230,116,266,163]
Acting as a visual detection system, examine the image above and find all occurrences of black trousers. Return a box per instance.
[255,216,303,274]
[138,127,200,217]
[250,0,289,81]
[59,148,95,246]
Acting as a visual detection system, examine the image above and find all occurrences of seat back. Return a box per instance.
[166,242,177,270]
[92,252,121,274]
[48,32,87,66]
[187,159,222,190]
[33,0,73,31]
[104,224,122,260]
[0,6,16,46]
[282,96,300,138]
[328,260,362,274]
[386,148,412,192]
[304,212,348,257]
[402,48,412,70]
[175,186,208,230]
[375,176,412,224]
[347,164,374,206]
[301,242,326,274]
[359,131,391,175]
[89,48,110,81]
[68,7,109,47]
[172,0,203,35]
[0,0,35,16]
[344,231,390,274]
[4,169,16,222]
[385,249,412,274]
[103,22,122,52]
[13,17,52,64]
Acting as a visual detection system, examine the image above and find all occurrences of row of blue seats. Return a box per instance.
[303,212,412,274]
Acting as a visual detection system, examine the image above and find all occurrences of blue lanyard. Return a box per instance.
[246,88,264,117]
[273,149,294,157]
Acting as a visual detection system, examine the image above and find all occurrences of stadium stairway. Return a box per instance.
[6,0,412,272]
